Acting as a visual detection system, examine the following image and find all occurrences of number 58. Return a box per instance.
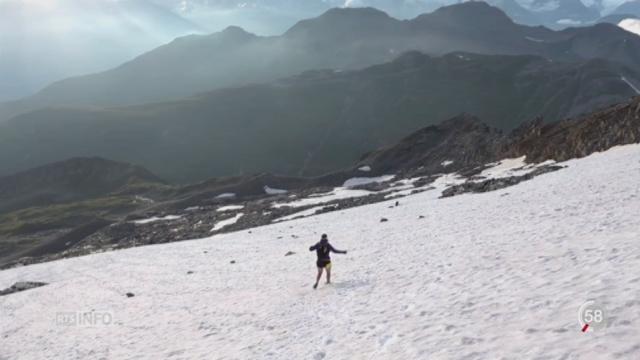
[584,309,603,323]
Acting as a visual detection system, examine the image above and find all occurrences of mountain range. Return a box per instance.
[151,0,635,30]
[3,2,640,124]
[1,93,639,268]
[1,51,637,183]
[4,0,640,103]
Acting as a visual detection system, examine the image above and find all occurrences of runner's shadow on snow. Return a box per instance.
[332,279,370,290]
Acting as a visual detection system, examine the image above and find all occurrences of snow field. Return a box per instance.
[1,144,640,359]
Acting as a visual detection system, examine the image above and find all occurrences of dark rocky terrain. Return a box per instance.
[504,97,640,162]
[2,96,639,269]
[0,281,48,296]
[357,114,506,177]
[0,158,167,267]
[357,96,640,176]
[0,157,166,215]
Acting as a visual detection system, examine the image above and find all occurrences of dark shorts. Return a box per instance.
[317,260,332,269]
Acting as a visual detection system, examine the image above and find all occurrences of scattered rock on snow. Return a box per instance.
[126,292,135,298]
[285,251,296,256]
[0,281,48,296]
[441,165,564,198]
[380,218,388,223]
[230,260,236,264]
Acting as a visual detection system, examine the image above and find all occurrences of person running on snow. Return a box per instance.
[309,234,347,289]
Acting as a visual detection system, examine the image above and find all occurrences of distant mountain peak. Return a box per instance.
[284,6,397,38]
[434,1,511,17]
[221,25,249,34]
[321,6,392,19]
[415,1,515,27]
[218,25,255,39]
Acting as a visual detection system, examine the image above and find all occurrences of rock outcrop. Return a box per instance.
[0,281,48,296]
[361,97,640,175]
[505,98,640,163]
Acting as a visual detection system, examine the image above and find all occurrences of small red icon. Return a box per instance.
[582,324,589,332]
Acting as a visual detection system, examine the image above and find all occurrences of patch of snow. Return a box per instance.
[210,213,243,232]
[391,177,421,186]
[185,206,201,212]
[473,156,555,181]
[619,18,640,37]
[358,165,371,172]
[215,193,236,199]
[217,205,244,212]
[264,186,287,195]
[380,179,419,194]
[342,175,394,188]
[621,76,640,95]
[272,188,372,208]
[134,196,154,204]
[441,160,454,167]
[133,215,182,225]
[307,190,341,199]
[430,172,467,190]
[525,36,546,43]
[2,144,640,358]
[557,19,582,26]
[273,177,422,210]
[273,206,327,222]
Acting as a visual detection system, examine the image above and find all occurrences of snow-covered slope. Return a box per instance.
[619,18,640,36]
[2,144,640,359]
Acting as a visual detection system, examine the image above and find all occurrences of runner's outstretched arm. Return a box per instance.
[329,244,347,254]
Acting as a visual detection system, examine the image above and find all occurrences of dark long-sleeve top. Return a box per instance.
[309,241,346,261]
